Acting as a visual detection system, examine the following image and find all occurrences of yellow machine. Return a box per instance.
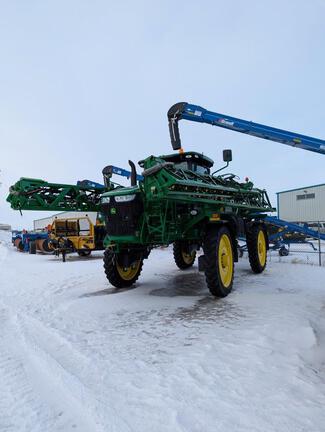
[49,216,106,261]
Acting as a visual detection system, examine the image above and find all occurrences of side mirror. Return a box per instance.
[212,149,233,176]
[223,149,232,162]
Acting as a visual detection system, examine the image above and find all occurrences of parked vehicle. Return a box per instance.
[49,216,106,261]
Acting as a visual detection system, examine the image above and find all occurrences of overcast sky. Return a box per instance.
[1,0,325,229]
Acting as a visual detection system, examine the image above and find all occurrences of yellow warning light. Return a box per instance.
[209,213,220,221]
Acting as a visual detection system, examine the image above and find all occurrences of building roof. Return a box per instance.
[34,211,97,222]
[277,183,325,195]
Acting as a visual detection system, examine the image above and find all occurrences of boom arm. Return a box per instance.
[7,178,105,212]
[168,102,325,155]
[7,165,144,213]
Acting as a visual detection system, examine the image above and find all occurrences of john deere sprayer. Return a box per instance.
[100,103,278,296]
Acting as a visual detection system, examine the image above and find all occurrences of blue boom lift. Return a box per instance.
[168,102,325,155]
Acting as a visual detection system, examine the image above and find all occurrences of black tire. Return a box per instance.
[173,241,196,269]
[78,249,91,257]
[246,223,268,273]
[42,239,53,252]
[103,249,143,288]
[279,246,289,256]
[17,240,24,252]
[29,241,36,254]
[203,225,234,297]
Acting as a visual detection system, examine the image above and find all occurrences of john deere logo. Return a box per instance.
[110,208,117,215]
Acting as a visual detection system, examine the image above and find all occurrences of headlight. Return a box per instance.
[101,196,110,204]
[115,194,136,202]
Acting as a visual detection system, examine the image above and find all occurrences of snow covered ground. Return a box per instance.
[1,230,325,432]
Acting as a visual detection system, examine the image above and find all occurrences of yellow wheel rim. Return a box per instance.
[116,260,141,280]
[181,250,195,265]
[257,230,267,267]
[218,234,233,288]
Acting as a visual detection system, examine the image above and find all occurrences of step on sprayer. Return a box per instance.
[7,102,325,297]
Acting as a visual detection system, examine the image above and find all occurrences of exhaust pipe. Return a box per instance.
[167,102,188,150]
[102,165,113,188]
[128,160,137,186]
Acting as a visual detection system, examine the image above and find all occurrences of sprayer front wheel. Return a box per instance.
[203,225,234,297]
[173,241,196,269]
[103,249,143,288]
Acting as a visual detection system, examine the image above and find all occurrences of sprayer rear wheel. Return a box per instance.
[173,241,196,269]
[246,224,268,273]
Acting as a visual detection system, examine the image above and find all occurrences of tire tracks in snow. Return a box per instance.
[0,303,66,432]
[0,300,108,432]
[0,257,131,431]
[13,311,135,432]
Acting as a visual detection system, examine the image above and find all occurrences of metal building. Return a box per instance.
[33,211,98,230]
[277,183,325,222]
[0,223,11,231]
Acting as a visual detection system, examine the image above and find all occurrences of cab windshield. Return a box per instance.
[174,161,210,175]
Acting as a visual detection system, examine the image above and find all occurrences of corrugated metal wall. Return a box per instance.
[278,185,325,222]
[34,211,98,230]
[0,224,11,231]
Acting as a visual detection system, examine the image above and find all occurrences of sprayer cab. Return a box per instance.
[157,149,232,176]
[146,151,214,175]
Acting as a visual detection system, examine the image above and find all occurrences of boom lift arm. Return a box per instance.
[168,102,325,155]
